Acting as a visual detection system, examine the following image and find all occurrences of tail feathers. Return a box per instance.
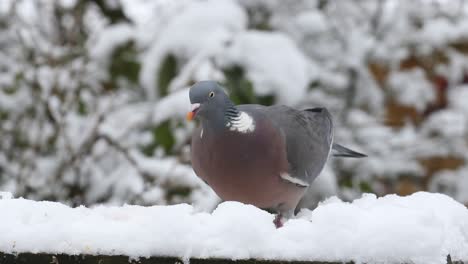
[332,143,367,158]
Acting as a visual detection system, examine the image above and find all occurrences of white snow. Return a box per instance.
[293,11,329,35]
[88,23,135,62]
[139,0,247,98]
[422,109,467,138]
[387,69,435,111]
[100,87,191,141]
[218,31,314,106]
[0,192,12,200]
[448,85,468,114]
[417,17,468,48]
[0,192,467,264]
[430,166,468,203]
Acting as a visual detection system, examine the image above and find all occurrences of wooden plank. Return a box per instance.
[0,252,463,264]
[0,253,349,264]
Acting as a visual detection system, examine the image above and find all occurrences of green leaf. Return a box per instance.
[78,99,87,115]
[157,54,178,97]
[0,111,8,121]
[222,65,275,105]
[308,80,321,90]
[359,181,373,192]
[246,6,272,31]
[165,186,192,201]
[141,120,175,156]
[109,41,140,85]
[339,176,353,188]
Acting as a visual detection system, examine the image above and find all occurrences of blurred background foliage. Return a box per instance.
[0,0,467,210]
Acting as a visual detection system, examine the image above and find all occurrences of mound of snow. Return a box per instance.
[0,192,467,264]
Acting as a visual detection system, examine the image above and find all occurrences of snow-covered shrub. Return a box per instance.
[0,0,467,208]
[0,0,216,208]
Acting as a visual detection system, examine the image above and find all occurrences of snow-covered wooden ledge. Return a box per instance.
[0,254,464,264]
[0,254,462,264]
[0,192,467,264]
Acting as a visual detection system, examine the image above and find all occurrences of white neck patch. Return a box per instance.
[226,111,255,133]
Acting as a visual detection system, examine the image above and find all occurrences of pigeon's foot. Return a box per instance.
[273,214,284,228]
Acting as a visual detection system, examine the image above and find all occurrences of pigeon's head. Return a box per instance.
[187,81,230,121]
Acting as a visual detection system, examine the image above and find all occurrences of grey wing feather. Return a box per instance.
[249,105,334,185]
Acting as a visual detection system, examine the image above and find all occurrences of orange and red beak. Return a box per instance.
[186,103,201,121]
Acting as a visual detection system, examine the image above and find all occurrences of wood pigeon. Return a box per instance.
[187,81,366,227]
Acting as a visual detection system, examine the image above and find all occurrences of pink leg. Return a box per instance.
[273,214,284,228]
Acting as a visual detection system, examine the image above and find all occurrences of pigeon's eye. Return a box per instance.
[208,91,215,98]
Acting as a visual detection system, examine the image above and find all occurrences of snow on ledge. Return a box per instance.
[0,192,467,264]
